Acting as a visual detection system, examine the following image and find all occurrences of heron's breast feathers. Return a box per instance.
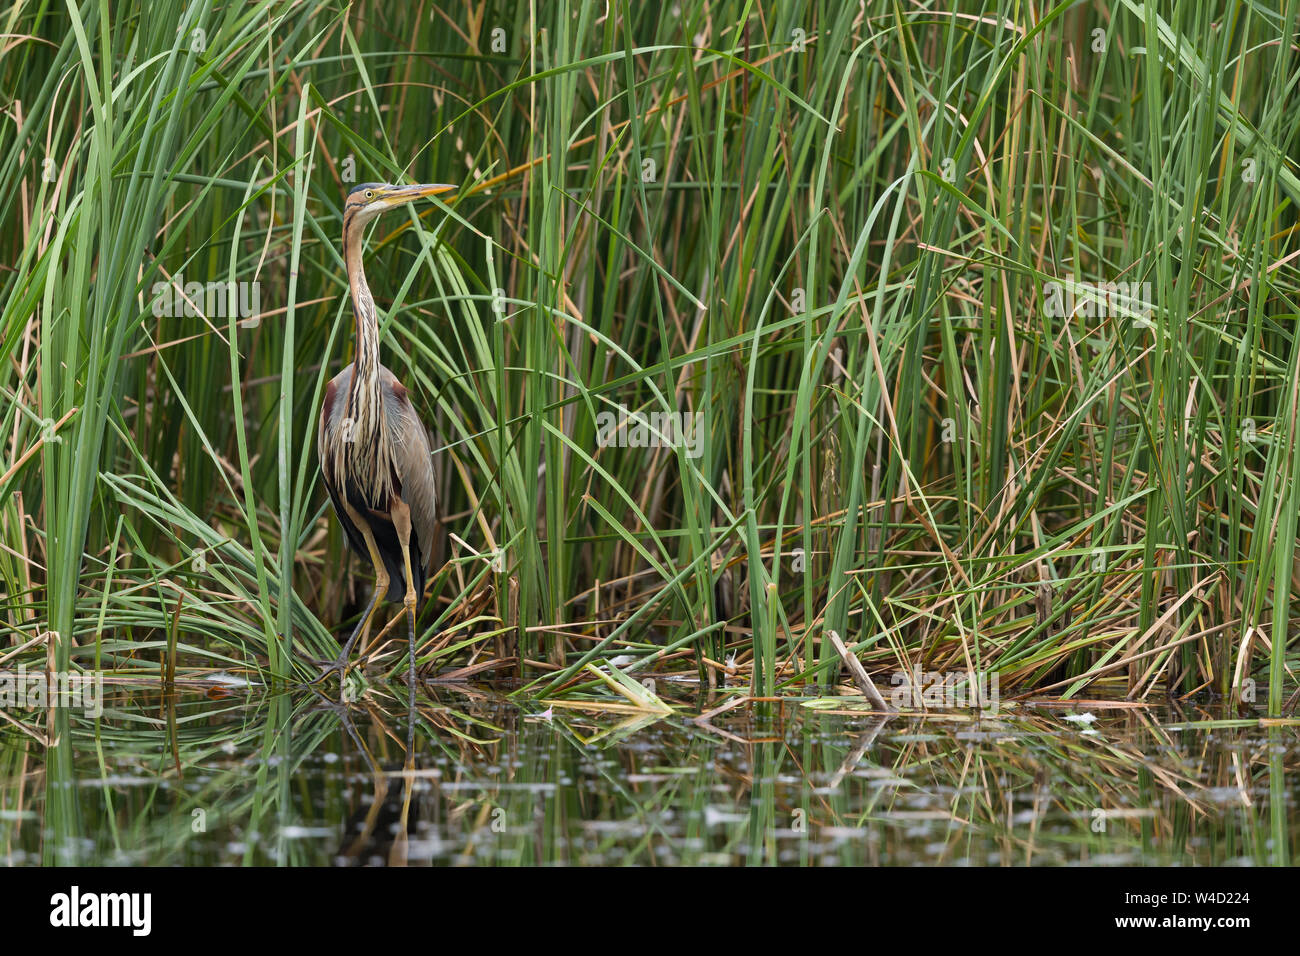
[321,368,428,515]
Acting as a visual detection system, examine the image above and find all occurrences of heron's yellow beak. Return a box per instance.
[381,183,456,207]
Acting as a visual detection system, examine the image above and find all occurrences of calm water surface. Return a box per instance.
[1,683,1295,865]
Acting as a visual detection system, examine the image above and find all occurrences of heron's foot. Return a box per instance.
[309,656,353,686]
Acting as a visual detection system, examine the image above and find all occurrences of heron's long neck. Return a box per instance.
[341,223,393,499]
[343,226,384,415]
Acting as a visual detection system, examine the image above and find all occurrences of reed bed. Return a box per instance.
[1,0,1299,712]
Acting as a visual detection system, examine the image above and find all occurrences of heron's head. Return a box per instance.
[344,182,456,228]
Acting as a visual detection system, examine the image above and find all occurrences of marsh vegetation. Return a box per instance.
[1,1,1299,866]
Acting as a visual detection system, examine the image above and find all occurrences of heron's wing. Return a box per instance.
[383,371,438,575]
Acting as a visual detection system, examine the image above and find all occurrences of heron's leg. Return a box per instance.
[309,585,383,686]
[313,501,389,686]
[390,497,420,688]
[356,612,374,659]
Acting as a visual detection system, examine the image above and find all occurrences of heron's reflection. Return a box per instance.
[311,679,421,866]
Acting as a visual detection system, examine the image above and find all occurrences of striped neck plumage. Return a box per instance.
[343,221,382,404]
[340,216,394,501]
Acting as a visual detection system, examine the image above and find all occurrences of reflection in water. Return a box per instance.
[0,682,1295,866]
[316,690,420,867]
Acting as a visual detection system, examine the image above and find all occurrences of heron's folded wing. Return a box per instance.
[384,376,438,573]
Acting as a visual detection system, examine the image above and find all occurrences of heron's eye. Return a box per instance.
[364,190,374,200]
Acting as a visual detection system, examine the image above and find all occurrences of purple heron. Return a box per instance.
[315,182,454,688]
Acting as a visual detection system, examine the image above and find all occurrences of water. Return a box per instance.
[1,683,1295,865]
